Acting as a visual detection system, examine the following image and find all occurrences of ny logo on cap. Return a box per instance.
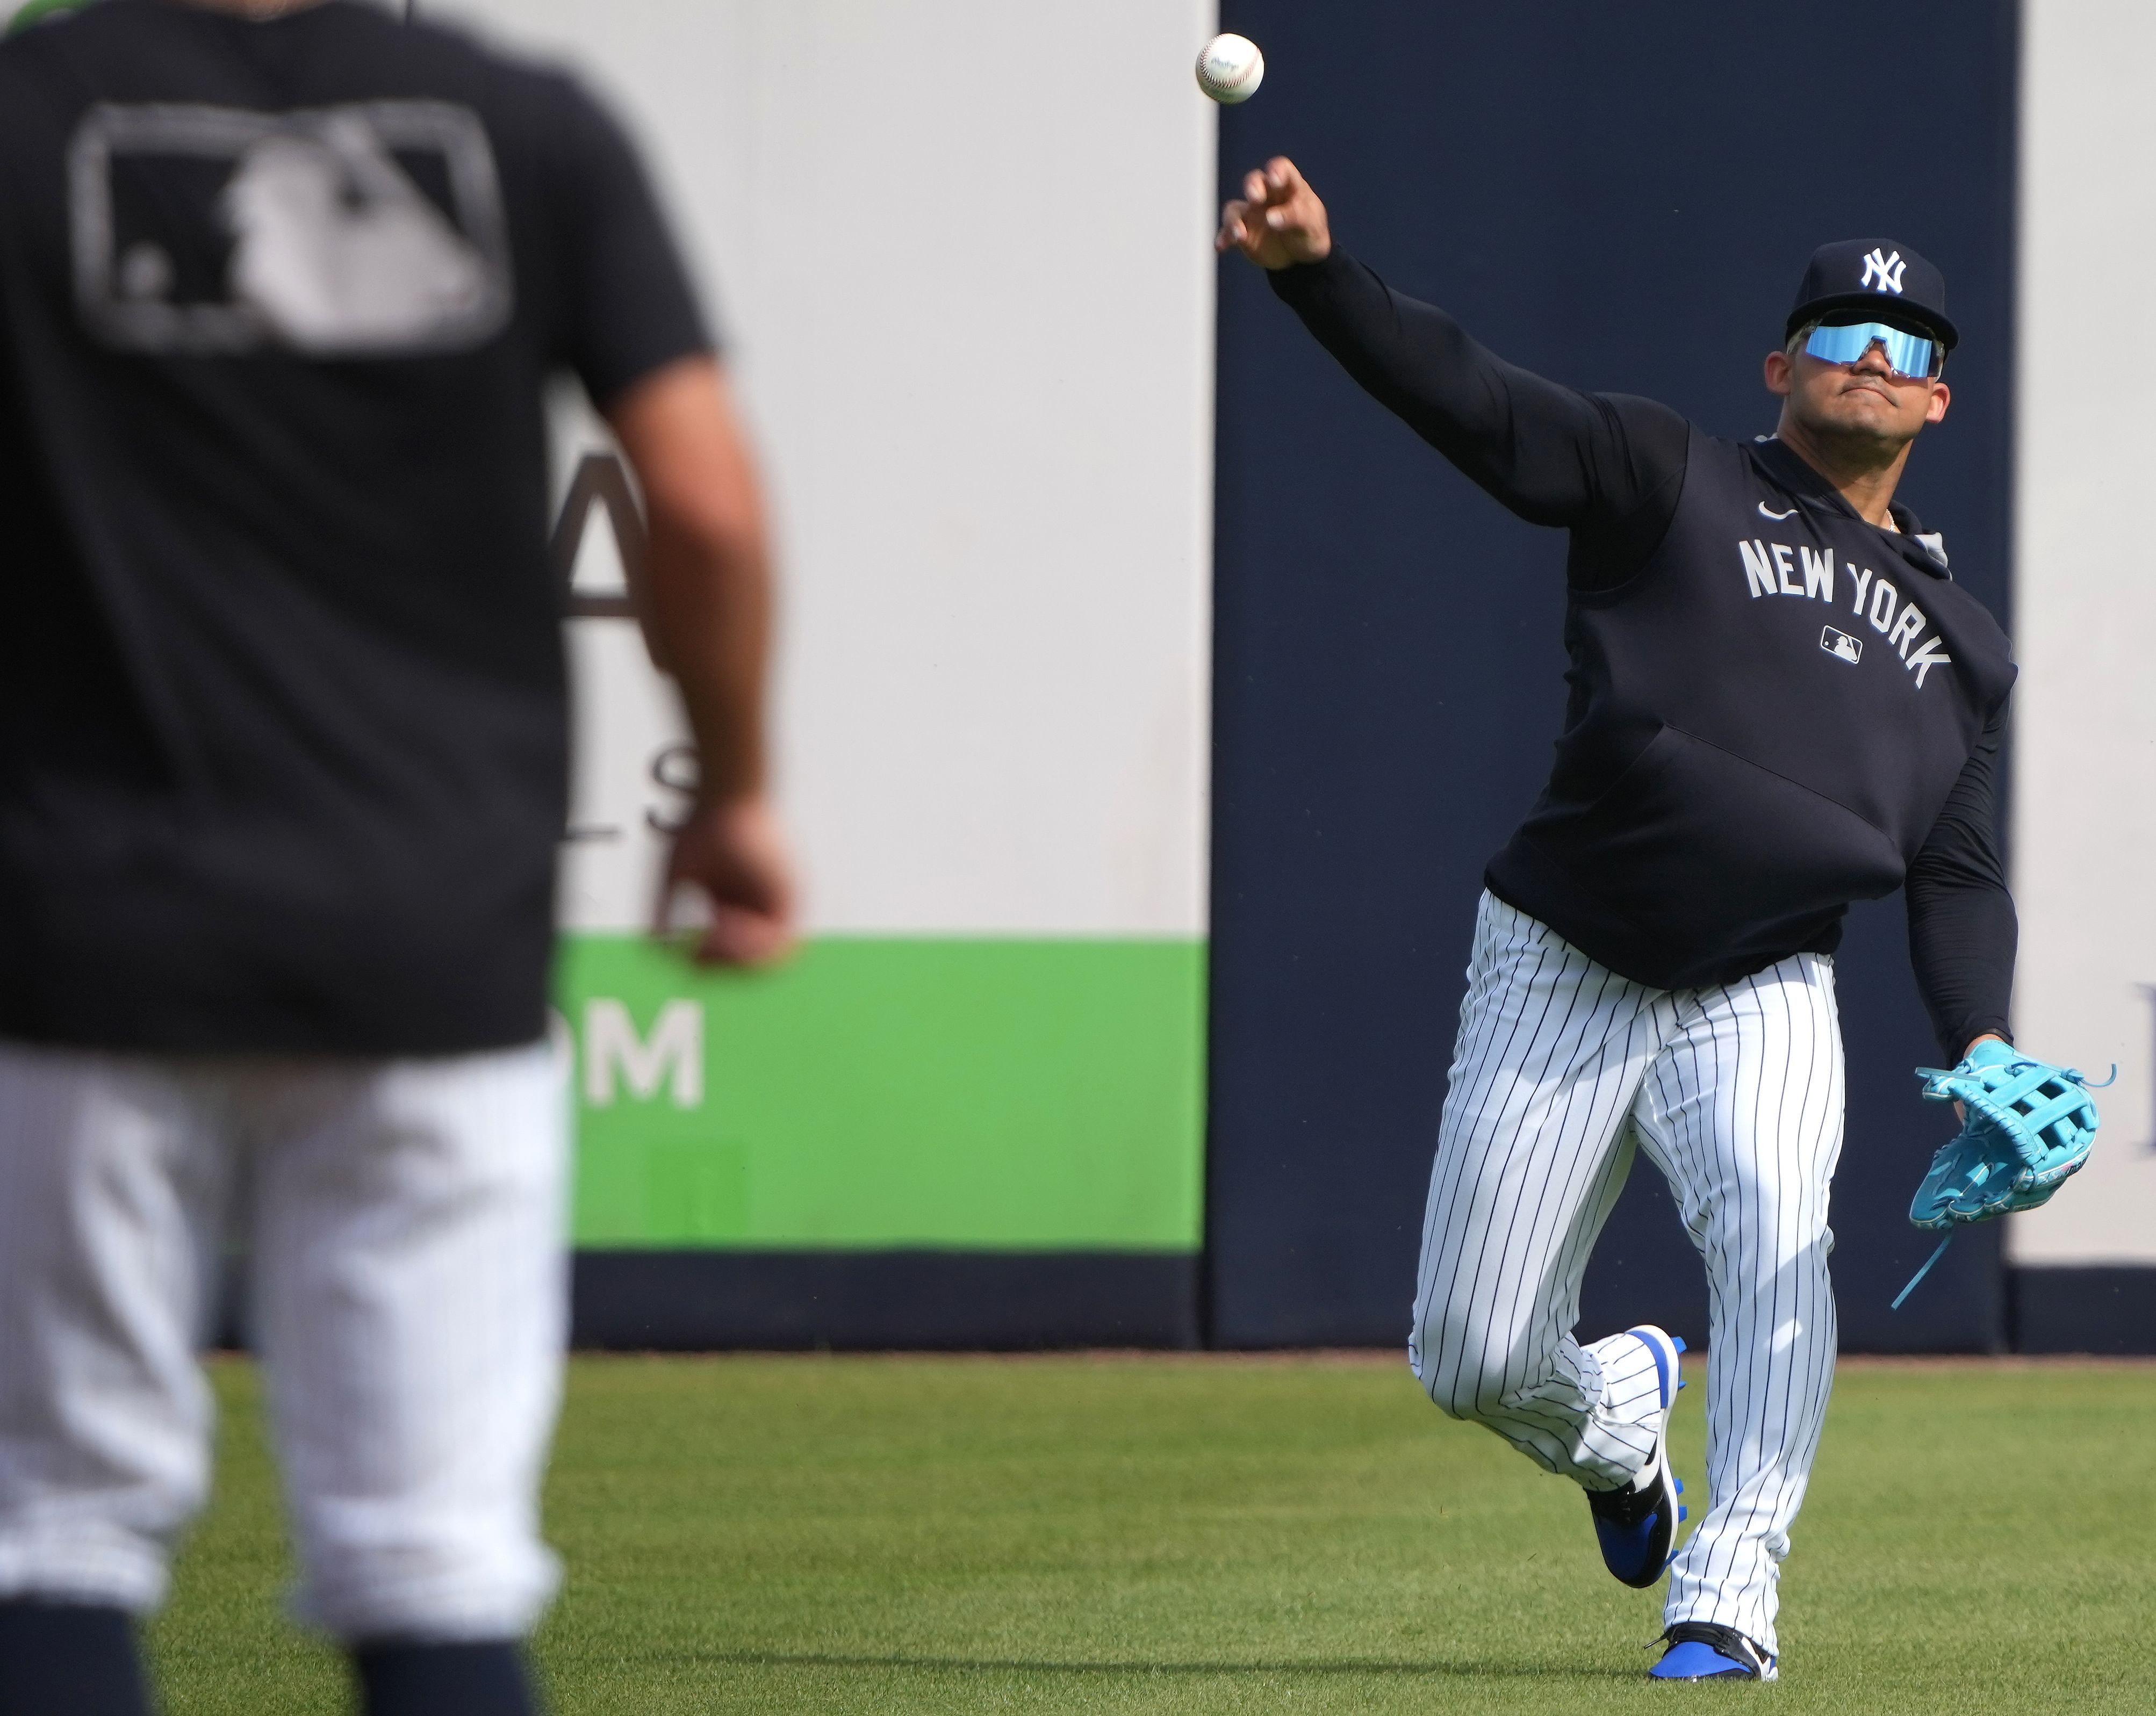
[1860,248,1907,293]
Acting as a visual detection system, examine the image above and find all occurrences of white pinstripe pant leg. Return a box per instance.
[1408,895,1677,1489]
[1632,955,1843,1657]
[0,1040,567,1640]
[0,1044,228,1611]
[246,1044,569,1642]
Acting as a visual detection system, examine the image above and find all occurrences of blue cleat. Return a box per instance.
[1651,1623,1778,1681]
[1584,1325,1686,1588]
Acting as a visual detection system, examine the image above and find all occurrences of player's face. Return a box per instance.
[1764,336,1950,450]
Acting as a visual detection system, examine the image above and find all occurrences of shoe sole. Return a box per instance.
[1652,1655,1780,1683]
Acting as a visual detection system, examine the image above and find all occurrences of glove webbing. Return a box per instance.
[1918,1058,2109,1166]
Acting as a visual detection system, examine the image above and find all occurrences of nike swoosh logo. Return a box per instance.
[1758,502,1798,521]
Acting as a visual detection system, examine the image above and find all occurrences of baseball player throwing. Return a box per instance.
[1220,160,2019,1681]
[0,3,790,1712]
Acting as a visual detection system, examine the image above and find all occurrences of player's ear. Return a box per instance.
[1924,380,1950,425]
[1763,349,1794,398]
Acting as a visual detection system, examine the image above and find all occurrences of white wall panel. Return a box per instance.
[2012,0,2156,1263]
[445,0,1218,936]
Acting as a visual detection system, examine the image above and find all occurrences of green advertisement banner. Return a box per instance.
[556,936,1206,1252]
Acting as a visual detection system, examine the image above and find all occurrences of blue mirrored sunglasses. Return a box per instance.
[1802,320,1941,379]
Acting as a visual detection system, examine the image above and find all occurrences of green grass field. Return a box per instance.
[147,1354,2153,1714]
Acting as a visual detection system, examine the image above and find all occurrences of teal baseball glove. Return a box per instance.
[1910,1039,2106,1225]
[1892,1039,2110,1309]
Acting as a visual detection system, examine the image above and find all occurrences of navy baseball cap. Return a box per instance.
[1785,239,1957,350]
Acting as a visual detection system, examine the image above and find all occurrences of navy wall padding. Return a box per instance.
[1207,1,2018,1351]
[2008,1267,2156,1355]
[572,1252,1202,1351]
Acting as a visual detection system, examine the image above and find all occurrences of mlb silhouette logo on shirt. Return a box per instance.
[69,100,512,355]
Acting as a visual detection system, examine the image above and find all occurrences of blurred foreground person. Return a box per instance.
[0,3,792,1711]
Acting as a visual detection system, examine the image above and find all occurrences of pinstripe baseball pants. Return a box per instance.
[1410,892,1843,1655]
[0,1039,566,1641]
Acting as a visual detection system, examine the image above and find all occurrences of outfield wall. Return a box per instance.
[10,0,2148,1352]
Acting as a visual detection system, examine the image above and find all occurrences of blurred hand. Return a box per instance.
[1216,156,1332,270]
[655,795,797,968]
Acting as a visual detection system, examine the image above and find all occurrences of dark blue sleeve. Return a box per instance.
[1906,702,2017,1062]
[1267,247,1688,590]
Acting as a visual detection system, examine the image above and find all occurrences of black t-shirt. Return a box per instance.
[1273,249,2014,1060]
[0,0,712,1053]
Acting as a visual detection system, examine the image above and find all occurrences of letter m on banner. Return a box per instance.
[584,998,705,1107]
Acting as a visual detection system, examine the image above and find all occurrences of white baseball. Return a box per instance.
[1195,34,1264,105]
